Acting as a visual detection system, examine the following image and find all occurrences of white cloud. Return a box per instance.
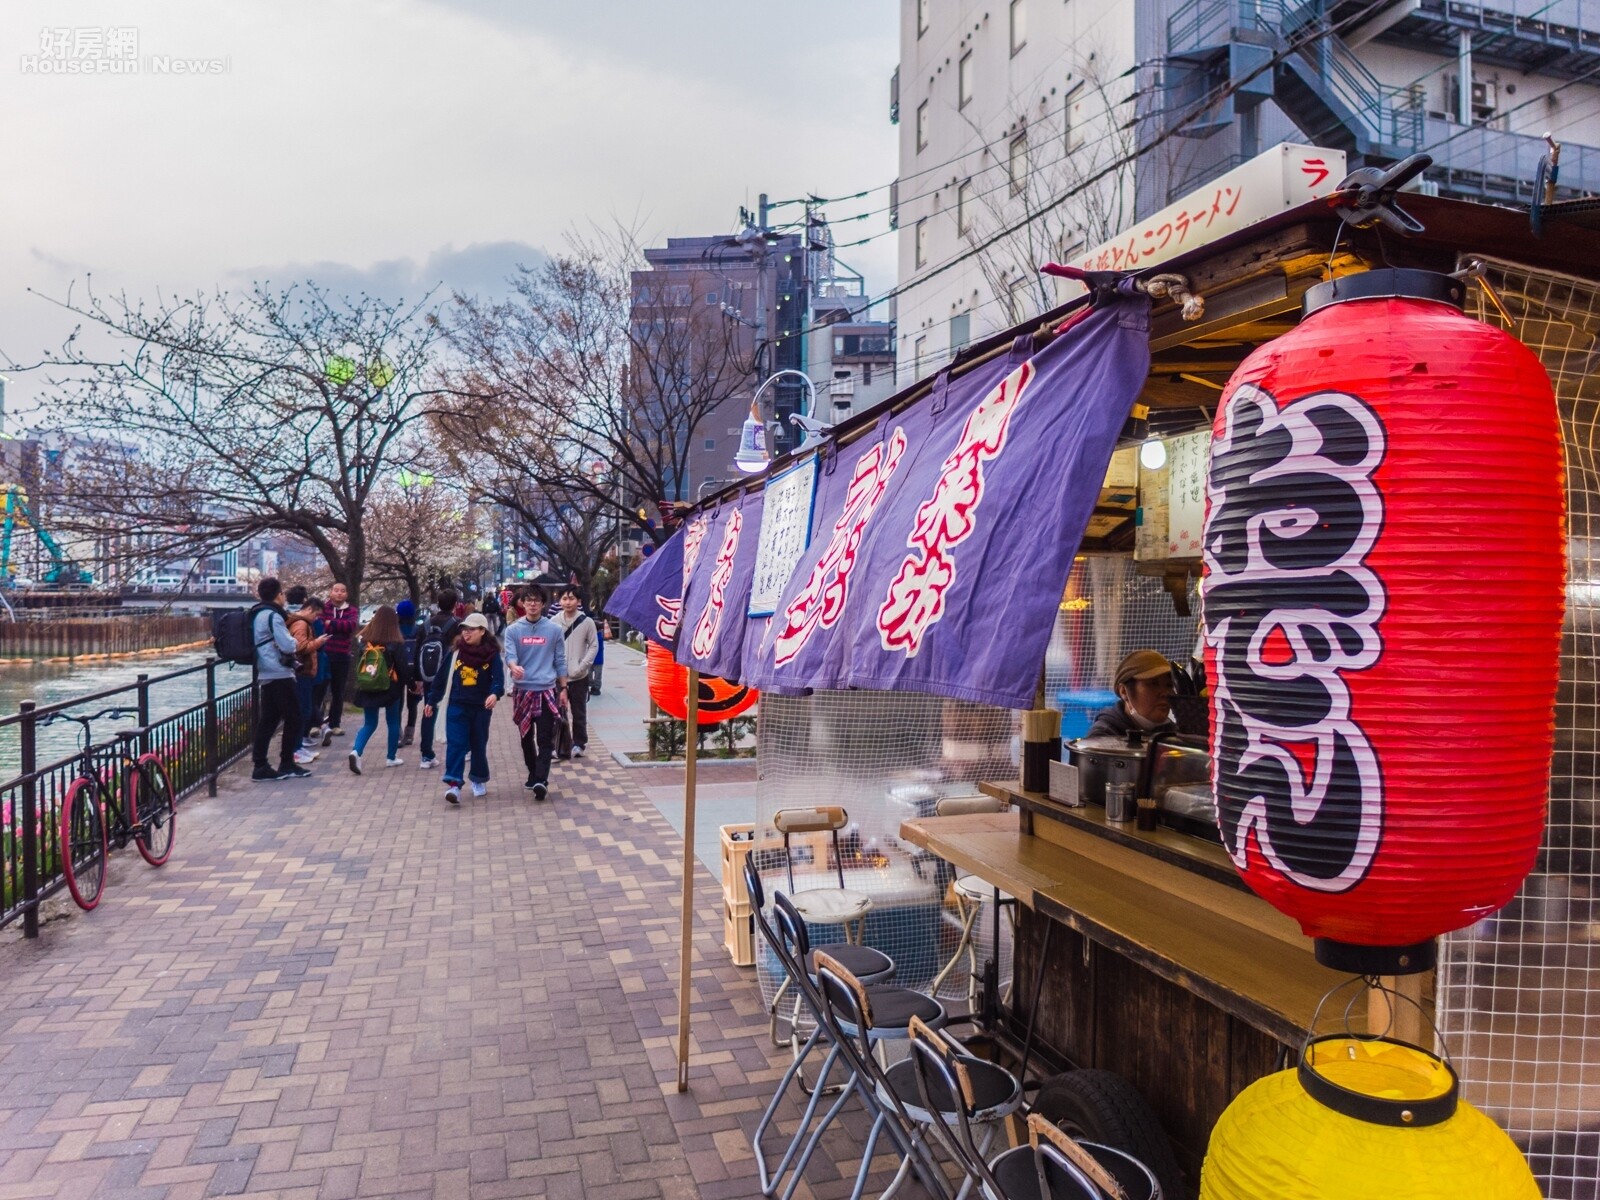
[0,0,899,413]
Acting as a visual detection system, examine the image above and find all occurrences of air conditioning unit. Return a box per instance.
[1472,80,1497,111]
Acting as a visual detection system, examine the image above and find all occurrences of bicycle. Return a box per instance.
[44,706,179,911]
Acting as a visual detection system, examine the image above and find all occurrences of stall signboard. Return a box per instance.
[1166,430,1210,558]
[1065,145,1347,291]
[748,454,817,617]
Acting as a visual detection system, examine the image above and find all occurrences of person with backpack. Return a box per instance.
[481,590,503,635]
[503,584,568,801]
[552,586,597,760]
[396,598,420,747]
[413,588,461,770]
[347,604,412,774]
[424,612,504,805]
[248,577,312,782]
[285,595,327,767]
[322,582,359,740]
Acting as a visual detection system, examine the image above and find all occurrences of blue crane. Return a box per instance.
[0,486,93,587]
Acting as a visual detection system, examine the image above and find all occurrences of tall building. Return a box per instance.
[892,0,1600,376]
[632,208,896,499]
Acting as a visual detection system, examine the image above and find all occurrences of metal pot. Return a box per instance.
[1068,737,1146,808]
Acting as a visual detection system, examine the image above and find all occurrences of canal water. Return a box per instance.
[0,649,247,777]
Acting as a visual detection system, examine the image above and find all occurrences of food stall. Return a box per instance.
[611,158,1600,1199]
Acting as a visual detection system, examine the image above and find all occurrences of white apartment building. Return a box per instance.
[893,0,1600,382]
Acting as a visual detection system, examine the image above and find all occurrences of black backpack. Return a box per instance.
[213,603,271,666]
[415,614,459,683]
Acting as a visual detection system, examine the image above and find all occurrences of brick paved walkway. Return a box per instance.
[0,709,911,1200]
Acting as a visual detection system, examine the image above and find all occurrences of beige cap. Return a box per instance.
[461,612,490,630]
[1114,649,1171,689]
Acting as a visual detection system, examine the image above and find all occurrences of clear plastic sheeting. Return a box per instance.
[751,689,1015,1020]
[1438,256,1600,1199]
[1046,558,1201,740]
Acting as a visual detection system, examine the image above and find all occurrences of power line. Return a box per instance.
[792,0,1400,337]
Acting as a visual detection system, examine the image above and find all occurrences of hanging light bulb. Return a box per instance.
[1140,435,1168,470]
[733,401,770,474]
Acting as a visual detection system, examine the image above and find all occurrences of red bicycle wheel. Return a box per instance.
[131,754,177,867]
[60,777,107,910]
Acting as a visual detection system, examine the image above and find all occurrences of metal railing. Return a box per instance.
[1166,0,1423,152]
[0,658,254,937]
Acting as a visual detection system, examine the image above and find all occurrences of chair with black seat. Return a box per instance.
[779,950,957,1200]
[773,891,939,1066]
[742,857,870,1196]
[906,1020,1160,1200]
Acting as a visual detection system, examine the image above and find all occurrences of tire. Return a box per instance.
[1031,1069,1186,1200]
[60,778,107,911]
[131,754,177,867]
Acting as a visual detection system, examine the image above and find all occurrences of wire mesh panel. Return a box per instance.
[1045,558,1201,739]
[751,689,1015,1017]
[1437,256,1600,1198]
[747,562,1201,1022]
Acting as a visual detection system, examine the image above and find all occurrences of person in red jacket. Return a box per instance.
[322,582,360,741]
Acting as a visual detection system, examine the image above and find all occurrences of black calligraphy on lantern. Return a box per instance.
[1201,385,1387,893]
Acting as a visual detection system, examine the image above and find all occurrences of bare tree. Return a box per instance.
[26,281,459,603]
[436,229,757,594]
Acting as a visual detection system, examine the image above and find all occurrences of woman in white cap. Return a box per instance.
[1085,649,1178,740]
[423,612,505,805]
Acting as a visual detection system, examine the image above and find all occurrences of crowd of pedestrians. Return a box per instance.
[248,576,608,806]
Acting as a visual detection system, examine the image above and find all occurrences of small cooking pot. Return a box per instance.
[1068,736,1146,808]
[1068,729,1203,812]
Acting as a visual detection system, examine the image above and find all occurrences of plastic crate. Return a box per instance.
[721,823,757,904]
[724,897,755,967]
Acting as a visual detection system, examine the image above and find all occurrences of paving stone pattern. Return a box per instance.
[0,713,920,1200]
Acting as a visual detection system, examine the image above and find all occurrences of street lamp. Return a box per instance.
[733,369,826,475]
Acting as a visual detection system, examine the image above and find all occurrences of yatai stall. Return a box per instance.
[609,159,1600,1199]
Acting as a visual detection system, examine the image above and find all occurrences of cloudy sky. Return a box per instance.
[0,0,900,417]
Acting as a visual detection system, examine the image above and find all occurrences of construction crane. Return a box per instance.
[0,486,93,587]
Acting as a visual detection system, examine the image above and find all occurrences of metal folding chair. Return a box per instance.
[906,1022,1159,1200]
[773,806,874,942]
[782,951,954,1200]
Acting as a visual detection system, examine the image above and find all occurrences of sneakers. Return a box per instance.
[385,757,405,768]
[322,727,335,747]
[419,757,438,769]
[293,749,318,765]
[470,781,488,798]
[347,751,362,775]
[329,727,346,737]
[533,782,548,802]
[251,765,281,782]
[524,776,537,791]
[279,764,313,779]
[444,786,460,806]
[573,745,586,759]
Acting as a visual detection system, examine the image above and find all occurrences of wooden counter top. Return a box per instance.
[899,807,1364,1046]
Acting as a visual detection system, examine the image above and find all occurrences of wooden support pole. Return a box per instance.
[675,669,701,1092]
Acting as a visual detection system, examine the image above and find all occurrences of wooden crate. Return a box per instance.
[723,897,755,967]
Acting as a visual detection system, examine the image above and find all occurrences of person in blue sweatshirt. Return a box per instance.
[502,585,568,801]
[423,612,505,806]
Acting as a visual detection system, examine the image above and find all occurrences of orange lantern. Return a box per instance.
[647,642,758,723]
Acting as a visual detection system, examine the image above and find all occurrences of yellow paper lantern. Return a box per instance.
[1201,1037,1540,1199]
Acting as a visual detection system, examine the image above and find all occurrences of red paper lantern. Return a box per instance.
[1201,270,1565,972]
[647,642,759,724]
